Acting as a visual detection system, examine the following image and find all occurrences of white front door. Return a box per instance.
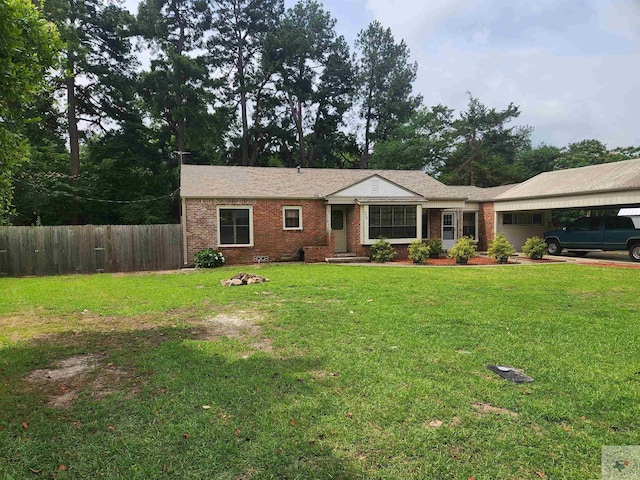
[442,212,457,250]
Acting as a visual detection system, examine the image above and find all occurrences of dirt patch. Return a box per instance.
[26,354,103,383]
[472,402,518,417]
[24,354,135,409]
[197,312,273,353]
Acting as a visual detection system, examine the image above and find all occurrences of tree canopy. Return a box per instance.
[4,0,638,225]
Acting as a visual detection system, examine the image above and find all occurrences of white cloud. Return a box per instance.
[360,0,640,148]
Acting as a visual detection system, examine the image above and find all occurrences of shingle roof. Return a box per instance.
[447,184,518,202]
[180,165,463,200]
[495,158,640,200]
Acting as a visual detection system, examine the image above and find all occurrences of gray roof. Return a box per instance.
[495,158,640,200]
[447,184,518,202]
[181,165,463,200]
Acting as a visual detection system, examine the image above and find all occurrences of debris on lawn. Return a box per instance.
[220,272,269,286]
[487,364,534,383]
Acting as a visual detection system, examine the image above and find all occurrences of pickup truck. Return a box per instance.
[544,216,640,262]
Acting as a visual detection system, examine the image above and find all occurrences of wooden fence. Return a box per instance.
[0,224,183,277]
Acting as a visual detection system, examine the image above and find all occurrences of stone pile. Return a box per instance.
[220,272,270,286]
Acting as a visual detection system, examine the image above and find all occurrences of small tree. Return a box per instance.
[487,233,516,264]
[369,237,396,263]
[448,236,477,264]
[408,240,430,264]
[522,236,547,260]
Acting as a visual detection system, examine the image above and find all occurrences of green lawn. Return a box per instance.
[1,264,639,479]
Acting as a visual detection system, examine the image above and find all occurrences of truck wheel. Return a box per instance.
[629,243,640,262]
[546,239,562,255]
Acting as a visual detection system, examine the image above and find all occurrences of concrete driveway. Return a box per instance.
[550,250,637,265]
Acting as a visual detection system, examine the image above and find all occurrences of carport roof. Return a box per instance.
[495,158,640,200]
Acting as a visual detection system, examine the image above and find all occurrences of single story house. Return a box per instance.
[180,158,640,264]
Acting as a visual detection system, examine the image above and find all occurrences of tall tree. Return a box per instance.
[45,0,137,180]
[370,105,453,172]
[138,0,221,164]
[0,0,61,223]
[513,144,561,180]
[355,21,421,168]
[441,94,531,186]
[208,0,283,165]
[265,0,354,167]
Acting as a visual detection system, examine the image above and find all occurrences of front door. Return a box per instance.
[331,207,347,253]
[442,212,457,250]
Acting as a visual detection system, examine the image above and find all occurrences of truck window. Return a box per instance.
[570,217,600,231]
[606,217,633,229]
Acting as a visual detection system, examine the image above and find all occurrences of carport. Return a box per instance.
[490,158,640,250]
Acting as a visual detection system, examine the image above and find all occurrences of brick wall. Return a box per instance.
[184,198,329,265]
[478,202,495,250]
[429,210,441,239]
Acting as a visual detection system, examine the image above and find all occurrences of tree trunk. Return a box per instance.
[66,50,80,224]
[360,88,374,169]
[286,93,306,167]
[235,3,250,166]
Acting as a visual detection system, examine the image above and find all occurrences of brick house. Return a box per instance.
[180,165,506,264]
[181,159,640,264]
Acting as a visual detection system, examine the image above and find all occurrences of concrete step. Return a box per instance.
[325,256,370,263]
[333,252,357,257]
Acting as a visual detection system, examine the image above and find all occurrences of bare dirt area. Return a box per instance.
[196,312,273,354]
[24,354,134,409]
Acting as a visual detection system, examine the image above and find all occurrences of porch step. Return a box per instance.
[325,256,370,263]
[333,252,357,257]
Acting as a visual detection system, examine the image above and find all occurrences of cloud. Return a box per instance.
[363,0,640,148]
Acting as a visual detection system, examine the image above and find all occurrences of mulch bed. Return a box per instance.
[393,257,501,266]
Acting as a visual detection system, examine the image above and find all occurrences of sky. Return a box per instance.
[125,0,640,149]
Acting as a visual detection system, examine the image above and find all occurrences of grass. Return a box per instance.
[0,263,639,478]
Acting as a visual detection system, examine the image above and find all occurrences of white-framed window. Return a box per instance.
[503,212,543,226]
[366,205,418,242]
[282,206,303,230]
[217,206,253,247]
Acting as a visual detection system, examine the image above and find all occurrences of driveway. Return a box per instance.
[550,250,637,266]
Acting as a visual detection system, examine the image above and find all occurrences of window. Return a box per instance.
[503,212,543,225]
[569,217,599,231]
[283,206,302,230]
[463,212,477,238]
[368,206,417,239]
[218,206,252,246]
[422,209,429,238]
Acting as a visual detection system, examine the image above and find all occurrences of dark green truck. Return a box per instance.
[544,216,640,262]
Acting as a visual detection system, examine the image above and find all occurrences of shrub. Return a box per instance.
[194,249,226,268]
[522,236,547,259]
[487,233,516,263]
[369,237,397,263]
[408,240,431,264]
[423,238,443,258]
[448,236,477,263]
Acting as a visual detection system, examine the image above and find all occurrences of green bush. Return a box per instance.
[369,237,397,263]
[194,249,226,268]
[522,236,548,259]
[487,233,516,263]
[424,238,443,258]
[448,236,477,263]
[408,240,431,264]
